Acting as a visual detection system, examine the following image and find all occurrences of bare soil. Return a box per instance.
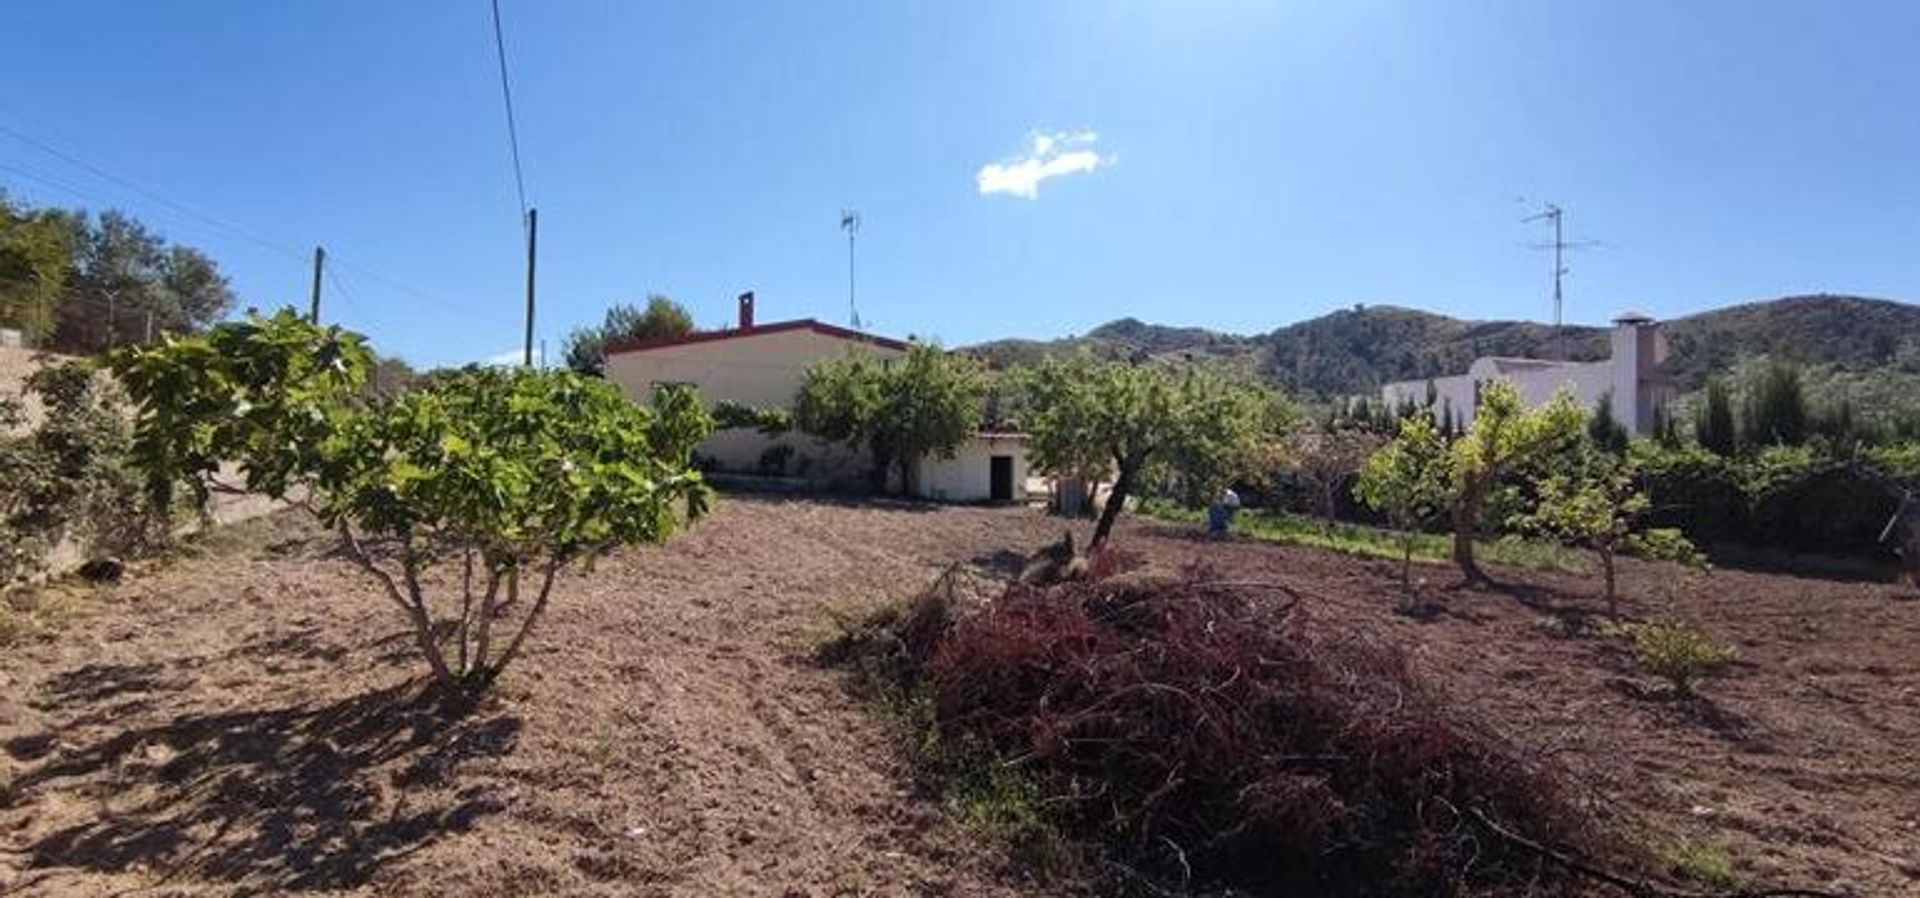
[2,496,1916,896]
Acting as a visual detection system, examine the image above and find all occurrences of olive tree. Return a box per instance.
[107,309,712,699]
[1448,381,1584,584]
[1354,413,1451,587]
[1017,353,1269,549]
[793,344,986,494]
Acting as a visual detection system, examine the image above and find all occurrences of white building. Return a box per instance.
[603,293,1030,503]
[1380,312,1673,436]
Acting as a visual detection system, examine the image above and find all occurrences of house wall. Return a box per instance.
[914,434,1030,503]
[604,328,906,477]
[1380,321,1670,436]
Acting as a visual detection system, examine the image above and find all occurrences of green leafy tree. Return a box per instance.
[1448,381,1585,584]
[0,193,76,343]
[107,309,712,698]
[1017,353,1269,548]
[1695,379,1737,456]
[794,345,986,494]
[1355,413,1452,586]
[1510,456,1692,616]
[563,295,695,376]
[52,210,235,352]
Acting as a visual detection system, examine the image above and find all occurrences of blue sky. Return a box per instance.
[3,1,1917,366]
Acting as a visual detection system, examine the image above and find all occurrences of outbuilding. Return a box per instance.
[603,293,1030,503]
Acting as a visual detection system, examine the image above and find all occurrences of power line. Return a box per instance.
[489,0,530,220]
[0,123,480,324]
[0,120,307,262]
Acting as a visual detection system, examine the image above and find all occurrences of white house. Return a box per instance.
[1380,312,1673,436]
[603,293,1030,503]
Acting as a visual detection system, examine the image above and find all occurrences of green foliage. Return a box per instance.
[1355,413,1452,585]
[562,295,695,376]
[1447,382,1586,582]
[1626,527,1709,568]
[711,400,793,436]
[1142,500,1585,574]
[106,309,712,697]
[1657,835,1738,888]
[795,344,986,494]
[1510,455,1690,614]
[49,209,235,352]
[0,193,75,342]
[106,308,373,512]
[0,359,155,585]
[1586,392,1630,454]
[1016,352,1272,546]
[1741,361,1808,448]
[1631,621,1736,695]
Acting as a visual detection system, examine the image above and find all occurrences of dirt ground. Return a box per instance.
[2,496,1917,896]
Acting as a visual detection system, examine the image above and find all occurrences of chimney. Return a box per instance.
[737,291,755,329]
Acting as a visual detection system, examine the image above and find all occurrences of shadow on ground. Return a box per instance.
[9,680,518,891]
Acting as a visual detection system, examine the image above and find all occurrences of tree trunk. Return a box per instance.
[1601,548,1618,618]
[1401,534,1413,588]
[1452,476,1490,586]
[1092,462,1136,549]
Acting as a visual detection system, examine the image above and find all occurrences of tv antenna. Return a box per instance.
[840,209,862,329]
[1521,201,1602,360]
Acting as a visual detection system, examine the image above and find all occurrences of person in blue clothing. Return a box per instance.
[1206,486,1241,535]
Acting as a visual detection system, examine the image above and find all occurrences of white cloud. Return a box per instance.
[483,348,529,367]
[976,130,1109,199]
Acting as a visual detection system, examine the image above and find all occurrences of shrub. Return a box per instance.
[107,310,713,698]
[1632,622,1736,695]
[0,359,161,586]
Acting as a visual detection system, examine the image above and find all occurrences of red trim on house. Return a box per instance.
[603,318,913,356]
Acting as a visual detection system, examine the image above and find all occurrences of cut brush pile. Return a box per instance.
[828,556,1612,896]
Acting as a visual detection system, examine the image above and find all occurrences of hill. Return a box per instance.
[970,294,1920,399]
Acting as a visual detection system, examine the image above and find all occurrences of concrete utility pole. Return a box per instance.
[523,207,538,367]
[308,246,326,323]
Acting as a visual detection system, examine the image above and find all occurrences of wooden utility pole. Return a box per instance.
[308,246,326,323]
[523,208,538,367]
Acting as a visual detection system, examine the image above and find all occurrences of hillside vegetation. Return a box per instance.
[971,294,1920,399]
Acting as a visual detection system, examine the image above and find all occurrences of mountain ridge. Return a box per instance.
[969,294,1920,398]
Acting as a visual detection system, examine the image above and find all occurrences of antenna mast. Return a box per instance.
[840,209,861,329]
[1522,202,1598,361]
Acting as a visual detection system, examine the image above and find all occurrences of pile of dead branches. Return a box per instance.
[928,564,1600,895]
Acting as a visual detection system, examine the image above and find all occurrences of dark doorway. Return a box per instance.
[989,455,1015,502]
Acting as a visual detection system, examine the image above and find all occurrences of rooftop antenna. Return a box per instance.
[840,209,862,329]
[1521,201,1601,360]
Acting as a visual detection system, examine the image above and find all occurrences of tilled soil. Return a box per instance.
[2,496,1917,896]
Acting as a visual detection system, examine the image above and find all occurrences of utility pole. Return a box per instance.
[523,207,538,367]
[308,245,326,323]
[840,209,861,329]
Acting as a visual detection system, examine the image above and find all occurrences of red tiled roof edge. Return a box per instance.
[604,318,913,356]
